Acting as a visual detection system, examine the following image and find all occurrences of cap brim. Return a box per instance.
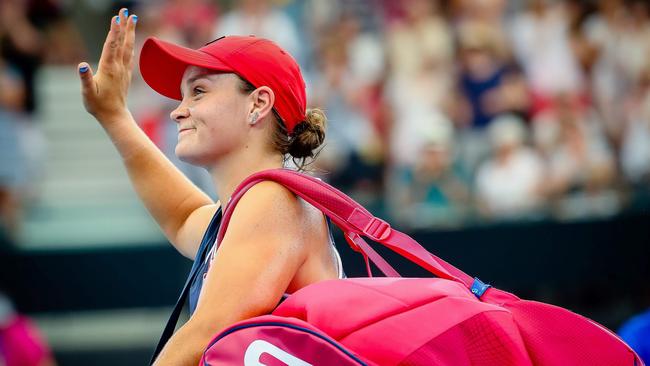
[139,37,232,100]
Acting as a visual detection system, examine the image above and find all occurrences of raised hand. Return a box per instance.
[78,8,137,124]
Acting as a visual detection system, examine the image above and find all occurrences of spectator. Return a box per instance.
[509,0,586,115]
[533,94,619,219]
[621,66,650,186]
[385,0,455,167]
[42,11,86,64]
[309,20,383,200]
[476,114,545,219]
[619,308,650,364]
[305,0,384,37]
[0,0,43,115]
[215,0,301,63]
[457,22,521,129]
[393,118,470,228]
[158,0,219,48]
[338,12,391,152]
[454,21,530,173]
[584,0,650,145]
[0,0,71,113]
[385,0,453,94]
[454,0,511,60]
[564,0,598,76]
[0,292,56,366]
[0,58,27,238]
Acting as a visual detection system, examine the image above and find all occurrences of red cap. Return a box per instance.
[139,36,306,133]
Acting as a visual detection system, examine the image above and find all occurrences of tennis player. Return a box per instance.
[78,8,343,366]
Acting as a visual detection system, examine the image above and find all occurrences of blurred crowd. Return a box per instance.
[2,0,650,236]
[120,0,650,229]
[0,0,85,240]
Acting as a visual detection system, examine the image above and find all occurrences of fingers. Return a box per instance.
[99,15,121,68]
[123,13,138,68]
[116,8,128,55]
[78,62,96,97]
[99,8,136,71]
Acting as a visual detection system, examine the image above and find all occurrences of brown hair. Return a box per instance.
[238,77,326,170]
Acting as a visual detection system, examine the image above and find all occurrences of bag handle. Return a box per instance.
[216,169,474,287]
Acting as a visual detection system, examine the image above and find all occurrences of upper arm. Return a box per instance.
[173,202,221,259]
[187,182,308,336]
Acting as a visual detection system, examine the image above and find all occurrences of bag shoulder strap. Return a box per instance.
[149,206,222,364]
[216,169,474,287]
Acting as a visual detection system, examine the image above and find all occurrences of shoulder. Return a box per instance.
[216,180,314,275]
[235,180,300,214]
[226,181,305,240]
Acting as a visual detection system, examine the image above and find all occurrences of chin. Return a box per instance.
[177,154,199,166]
[175,147,204,167]
[177,154,209,168]
[175,147,220,168]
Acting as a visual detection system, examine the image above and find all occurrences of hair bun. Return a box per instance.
[288,108,327,159]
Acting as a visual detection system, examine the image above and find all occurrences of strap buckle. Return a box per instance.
[364,217,391,241]
[347,208,391,241]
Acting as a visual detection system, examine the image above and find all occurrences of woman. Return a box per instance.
[78,9,342,366]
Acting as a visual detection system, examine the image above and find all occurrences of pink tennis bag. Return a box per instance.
[199,169,642,366]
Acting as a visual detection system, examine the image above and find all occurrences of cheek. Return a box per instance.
[194,98,247,152]
[199,105,242,141]
[196,93,246,129]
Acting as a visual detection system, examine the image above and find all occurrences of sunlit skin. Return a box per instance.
[77,8,338,366]
[172,69,255,167]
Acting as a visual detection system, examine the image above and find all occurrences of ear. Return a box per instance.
[248,86,276,126]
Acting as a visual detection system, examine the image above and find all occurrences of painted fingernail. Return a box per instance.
[124,9,128,17]
[79,65,88,73]
[116,16,120,24]
[132,15,138,23]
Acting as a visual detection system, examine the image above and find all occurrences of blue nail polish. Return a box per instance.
[124,9,128,16]
[79,66,88,73]
[116,16,120,24]
[132,15,138,23]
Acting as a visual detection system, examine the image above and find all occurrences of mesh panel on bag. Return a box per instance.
[508,301,639,366]
[399,311,531,366]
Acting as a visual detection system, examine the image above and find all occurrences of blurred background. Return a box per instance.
[0,0,649,364]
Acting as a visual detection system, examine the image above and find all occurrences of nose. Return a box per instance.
[170,101,190,123]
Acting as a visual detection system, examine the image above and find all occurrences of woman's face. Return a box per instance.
[170,66,250,167]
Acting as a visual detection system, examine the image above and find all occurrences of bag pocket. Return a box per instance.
[201,315,372,366]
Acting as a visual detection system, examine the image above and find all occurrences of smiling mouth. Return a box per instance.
[179,128,196,134]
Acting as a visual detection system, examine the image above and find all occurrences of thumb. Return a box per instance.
[78,62,95,96]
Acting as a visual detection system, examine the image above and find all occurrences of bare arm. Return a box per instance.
[152,182,309,366]
[78,9,215,258]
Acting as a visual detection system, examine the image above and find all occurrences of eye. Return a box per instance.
[192,86,205,97]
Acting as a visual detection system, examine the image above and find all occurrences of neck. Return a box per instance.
[208,145,284,208]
